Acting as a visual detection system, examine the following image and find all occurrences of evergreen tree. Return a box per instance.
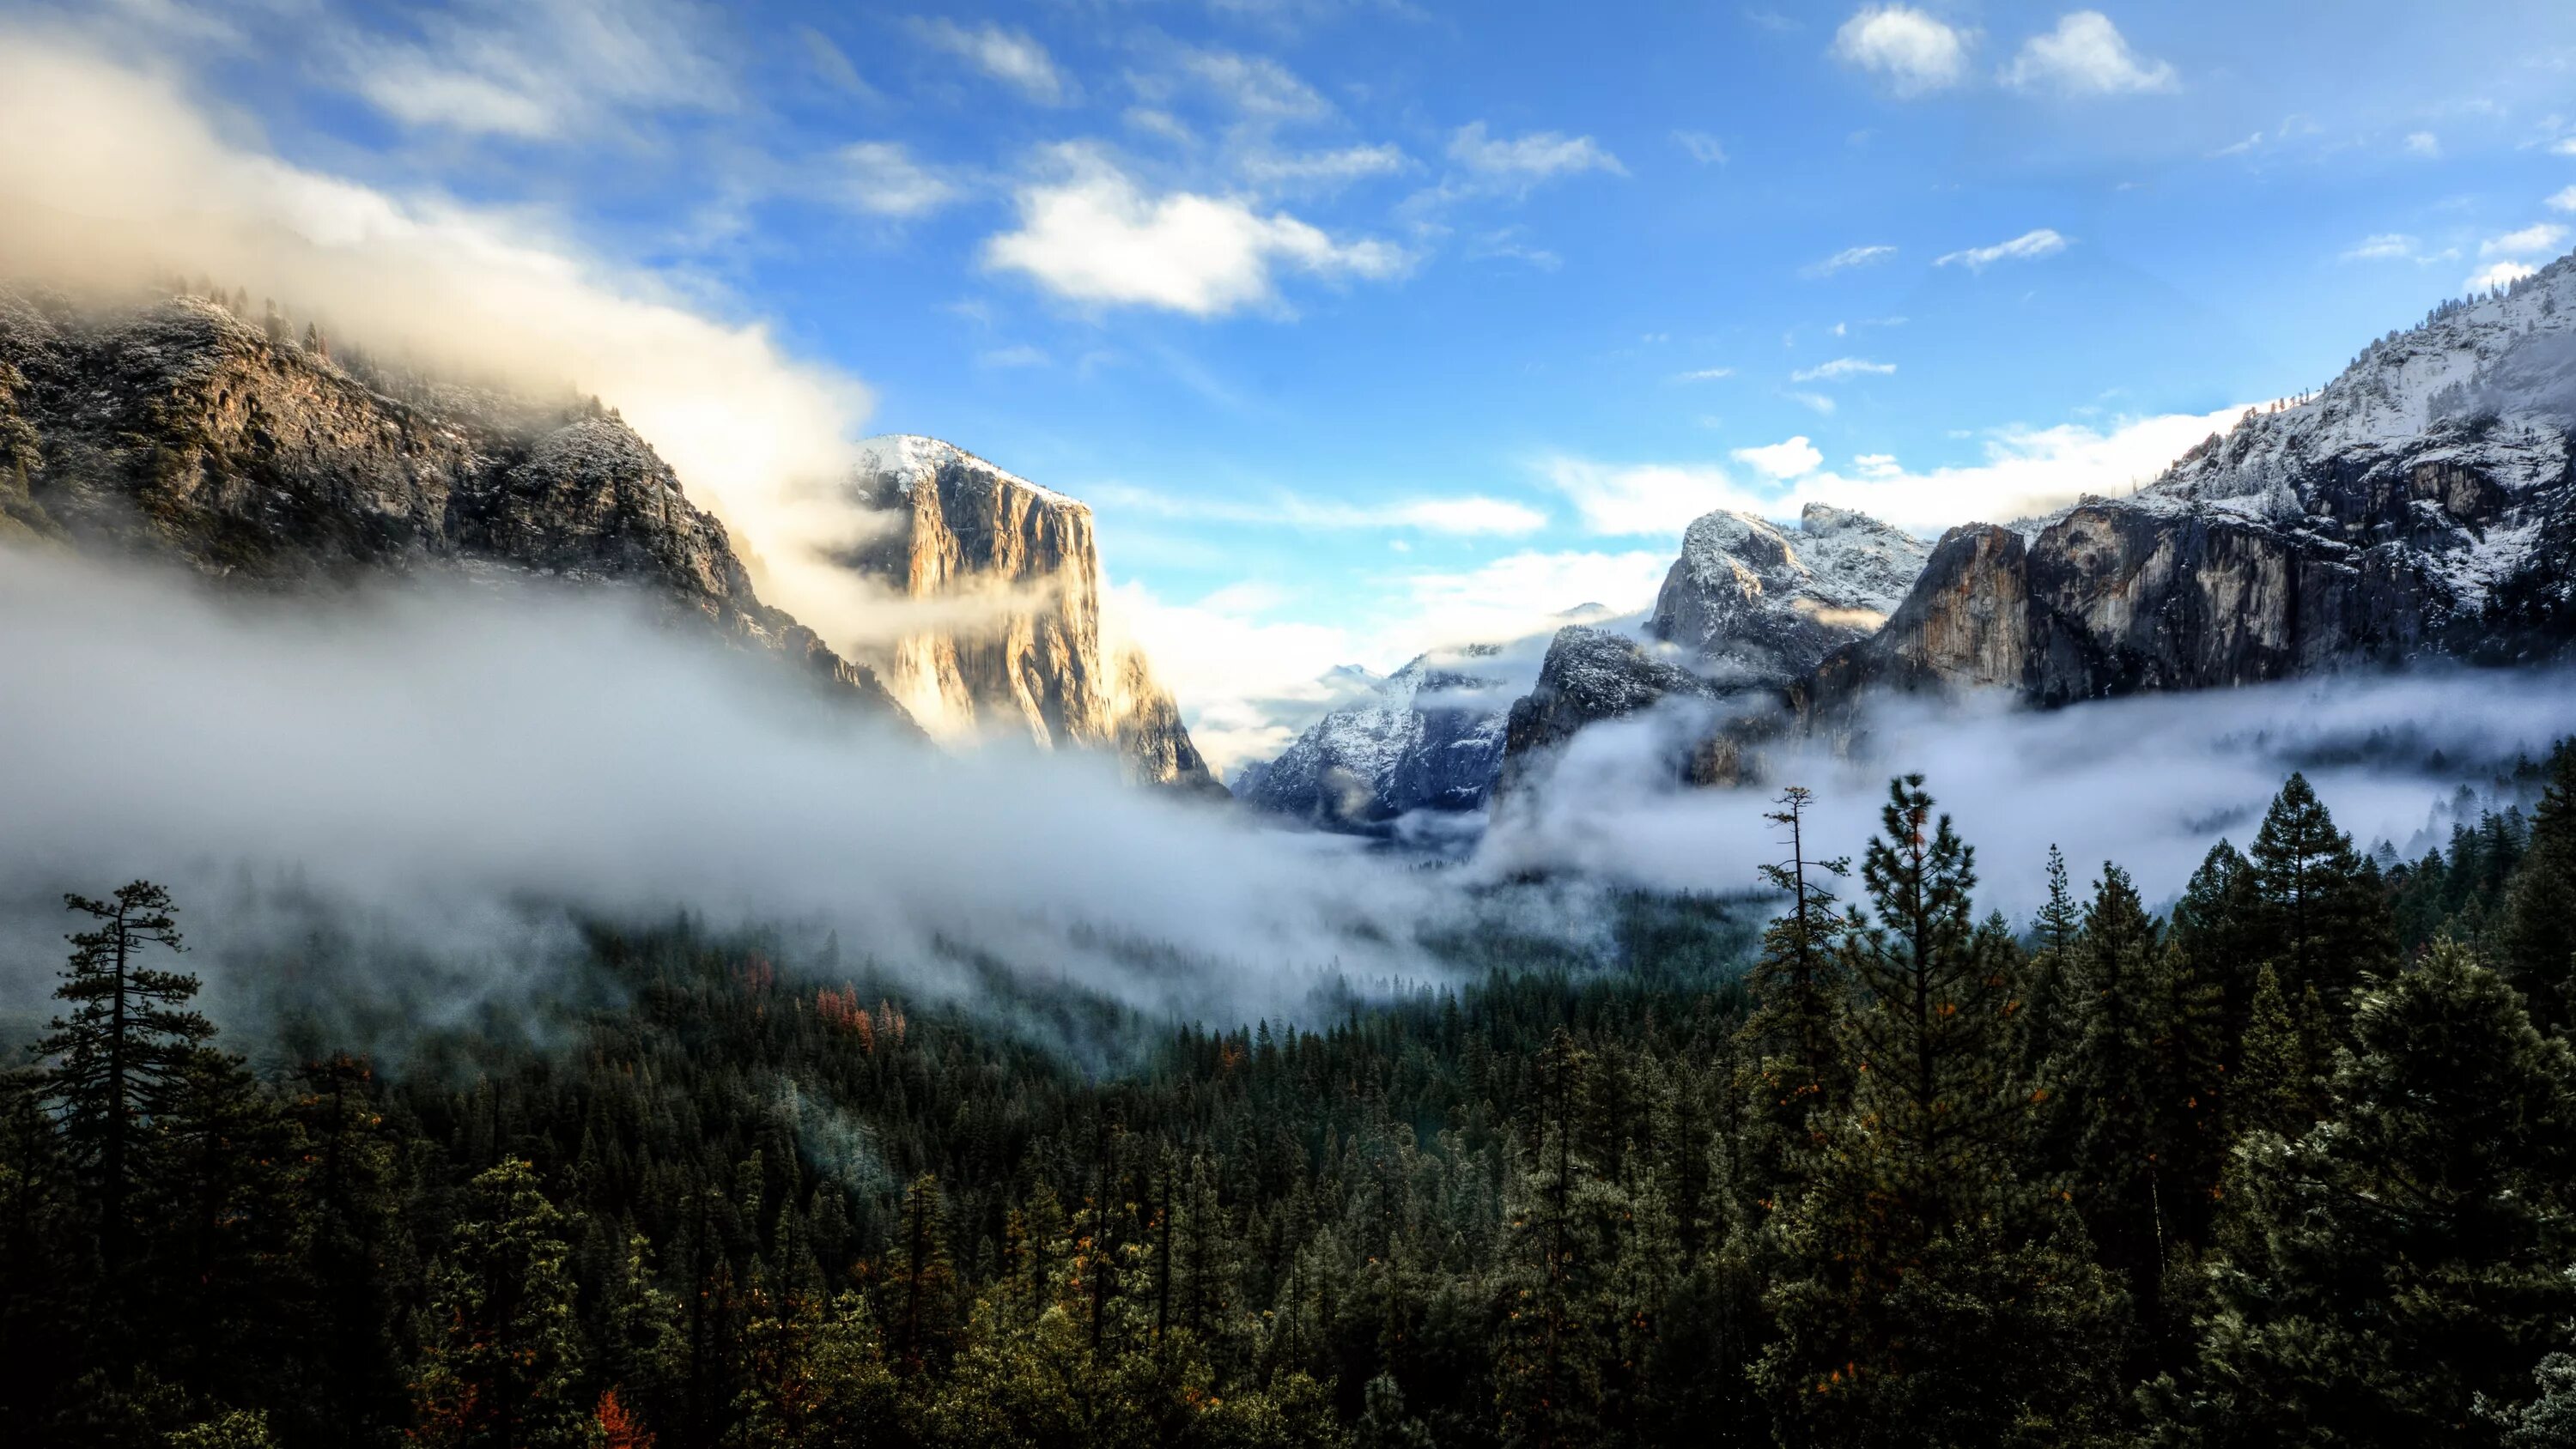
[2245,773,2397,1021]
[1759,777,2128,1448]
[2178,943,2576,1447]
[410,1160,598,1449]
[1736,786,1852,1216]
[2501,742,2576,1031]
[32,883,210,1298]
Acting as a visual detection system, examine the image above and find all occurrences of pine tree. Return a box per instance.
[2168,840,2263,1068]
[2245,773,2397,1022]
[1758,777,2128,1448]
[2180,943,2576,1447]
[2020,846,2084,1079]
[2063,864,2164,1300]
[1737,786,1852,1214]
[2500,741,2576,1031]
[33,882,210,1295]
[409,1160,598,1449]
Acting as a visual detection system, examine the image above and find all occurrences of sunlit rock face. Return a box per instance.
[1807,255,2576,722]
[0,284,912,721]
[847,435,1218,791]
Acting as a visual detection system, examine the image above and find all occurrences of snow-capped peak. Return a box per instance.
[855,433,1084,509]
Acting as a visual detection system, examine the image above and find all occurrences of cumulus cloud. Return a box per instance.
[1999,11,2176,96]
[982,145,1405,316]
[1446,122,1628,182]
[0,30,911,674]
[1672,130,1729,164]
[1935,227,2068,270]
[2550,186,2576,214]
[1733,436,1826,479]
[911,18,1071,104]
[833,141,960,217]
[1801,244,1898,278]
[1789,356,1897,382]
[1832,4,1971,97]
[2468,260,2538,293]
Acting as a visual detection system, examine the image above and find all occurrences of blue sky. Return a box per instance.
[11,0,2576,766]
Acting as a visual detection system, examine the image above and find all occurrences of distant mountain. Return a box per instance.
[1806,253,2576,724]
[1497,503,1932,786]
[846,435,1218,791]
[1233,642,1527,831]
[0,284,912,722]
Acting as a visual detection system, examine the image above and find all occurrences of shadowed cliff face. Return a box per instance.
[848,436,1219,791]
[0,284,915,723]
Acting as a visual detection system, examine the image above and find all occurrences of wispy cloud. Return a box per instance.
[2549,186,2576,214]
[1801,243,1897,278]
[1673,367,1735,381]
[2482,222,2568,258]
[833,141,959,218]
[1999,11,2176,96]
[1093,482,1546,536]
[911,18,1071,105]
[2403,130,2440,158]
[1935,227,2068,270]
[1790,356,1896,382]
[1240,143,1411,190]
[1672,130,1729,164]
[1447,122,1628,182]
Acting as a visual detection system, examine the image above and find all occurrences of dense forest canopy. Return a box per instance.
[4,745,2574,1449]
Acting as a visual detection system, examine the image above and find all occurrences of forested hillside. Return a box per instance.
[5,745,2573,1449]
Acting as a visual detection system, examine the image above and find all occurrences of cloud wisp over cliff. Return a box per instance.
[0,550,1448,1042]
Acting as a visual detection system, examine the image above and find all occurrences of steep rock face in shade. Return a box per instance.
[1236,645,1517,830]
[846,435,1218,791]
[1494,624,1760,794]
[0,285,912,721]
[1806,254,2576,724]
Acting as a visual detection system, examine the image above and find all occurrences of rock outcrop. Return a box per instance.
[1236,644,1519,830]
[1807,254,2576,722]
[846,435,1218,791]
[0,285,912,720]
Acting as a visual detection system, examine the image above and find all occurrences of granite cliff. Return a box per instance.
[847,435,1218,791]
[0,284,913,721]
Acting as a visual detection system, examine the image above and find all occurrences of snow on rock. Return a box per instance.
[1651,502,1932,684]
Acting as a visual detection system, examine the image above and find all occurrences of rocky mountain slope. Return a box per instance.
[1806,255,2576,720]
[1498,503,1931,782]
[1234,644,1521,829]
[846,435,1217,791]
[0,284,913,721]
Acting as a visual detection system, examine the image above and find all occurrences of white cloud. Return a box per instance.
[1732,436,1825,479]
[1832,5,1971,97]
[1390,550,1673,651]
[1999,11,2175,96]
[1177,47,1329,118]
[1672,130,1729,164]
[2467,260,2537,293]
[339,0,736,139]
[1790,391,1838,415]
[2403,130,2440,158]
[2343,233,2421,261]
[1935,227,2068,270]
[1545,403,2254,537]
[2482,222,2568,258]
[983,145,1405,316]
[1239,143,1411,190]
[1790,356,1896,382]
[912,18,1070,105]
[2552,137,2576,157]
[1801,243,1897,278]
[1543,458,1739,537]
[1674,367,1735,381]
[1091,483,1546,536]
[1446,122,1628,181]
[0,29,908,671]
[1106,580,1364,773]
[2549,186,2576,214]
[976,344,1050,368]
[834,142,959,218]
